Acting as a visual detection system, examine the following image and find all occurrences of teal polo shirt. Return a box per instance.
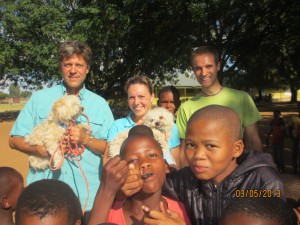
[10,84,114,211]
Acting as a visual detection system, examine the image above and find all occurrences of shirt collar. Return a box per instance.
[59,81,87,100]
[125,112,136,128]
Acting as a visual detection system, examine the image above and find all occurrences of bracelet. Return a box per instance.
[83,134,93,146]
[88,135,93,143]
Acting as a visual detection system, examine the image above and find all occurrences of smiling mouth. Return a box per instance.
[141,172,153,180]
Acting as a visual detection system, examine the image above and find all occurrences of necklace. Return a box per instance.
[200,86,223,97]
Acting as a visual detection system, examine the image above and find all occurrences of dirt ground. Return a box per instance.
[0,121,29,180]
[0,102,299,182]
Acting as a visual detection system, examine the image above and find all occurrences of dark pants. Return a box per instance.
[272,144,284,172]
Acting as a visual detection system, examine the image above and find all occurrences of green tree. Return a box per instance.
[20,90,32,98]
[0,92,9,99]
[9,84,20,97]
[1,0,299,101]
[0,0,69,88]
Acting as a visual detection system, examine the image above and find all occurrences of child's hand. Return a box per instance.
[293,207,300,224]
[142,204,186,225]
[101,156,129,194]
[120,164,144,197]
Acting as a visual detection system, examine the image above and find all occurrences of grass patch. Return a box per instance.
[0,100,27,113]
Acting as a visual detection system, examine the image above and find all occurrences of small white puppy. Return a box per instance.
[25,95,84,170]
[108,107,175,160]
[143,107,174,141]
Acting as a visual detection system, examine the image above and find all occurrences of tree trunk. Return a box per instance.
[257,88,263,102]
[289,81,298,103]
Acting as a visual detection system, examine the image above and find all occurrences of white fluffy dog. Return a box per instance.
[25,95,84,170]
[108,107,174,160]
[143,107,174,141]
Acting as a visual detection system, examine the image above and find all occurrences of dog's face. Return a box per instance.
[50,95,84,125]
[144,107,174,132]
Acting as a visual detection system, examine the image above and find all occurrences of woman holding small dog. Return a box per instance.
[106,75,181,167]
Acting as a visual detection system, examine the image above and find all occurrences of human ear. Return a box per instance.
[165,161,170,174]
[150,92,155,103]
[216,62,221,72]
[233,140,244,158]
[0,197,11,209]
[74,219,82,225]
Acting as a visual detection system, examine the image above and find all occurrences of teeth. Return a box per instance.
[141,173,152,180]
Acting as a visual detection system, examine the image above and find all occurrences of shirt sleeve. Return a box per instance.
[176,106,188,139]
[107,122,119,142]
[10,93,39,136]
[168,123,180,150]
[164,151,176,165]
[95,102,114,140]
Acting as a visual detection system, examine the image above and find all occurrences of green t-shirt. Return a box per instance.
[176,87,261,138]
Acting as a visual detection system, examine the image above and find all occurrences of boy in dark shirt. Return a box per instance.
[120,105,285,225]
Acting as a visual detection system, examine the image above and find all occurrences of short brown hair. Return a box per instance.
[124,75,154,95]
[58,40,92,67]
[190,46,220,67]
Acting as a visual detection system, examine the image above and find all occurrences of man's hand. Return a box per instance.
[60,125,88,153]
[9,136,49,158]
[142,202,186,225]
[68,124,88,145]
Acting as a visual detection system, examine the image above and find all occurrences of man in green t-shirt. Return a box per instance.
[177,46,262,168]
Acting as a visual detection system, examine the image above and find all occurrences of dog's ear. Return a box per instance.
[51,100,69,123]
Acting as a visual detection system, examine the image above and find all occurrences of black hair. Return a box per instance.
[187,105,242,141]
[15,179,82,225]
[157,86,181,113]
[120,125,162,159]
[0,167,23,198]
[273,109,281,115]
[220,197,297,225]
[128,124,154,137]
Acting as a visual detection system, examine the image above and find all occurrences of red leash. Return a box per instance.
[49,112,91,215]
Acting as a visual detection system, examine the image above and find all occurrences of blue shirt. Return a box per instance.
[107,112,180,164]
[10,84,114,211]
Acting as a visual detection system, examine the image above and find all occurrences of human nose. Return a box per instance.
[202,67,209,76]
[133,97,141,105]
[194,147,206,160]
[140,162,151,170]
[69,65,77,74]
[165,102,171,108]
